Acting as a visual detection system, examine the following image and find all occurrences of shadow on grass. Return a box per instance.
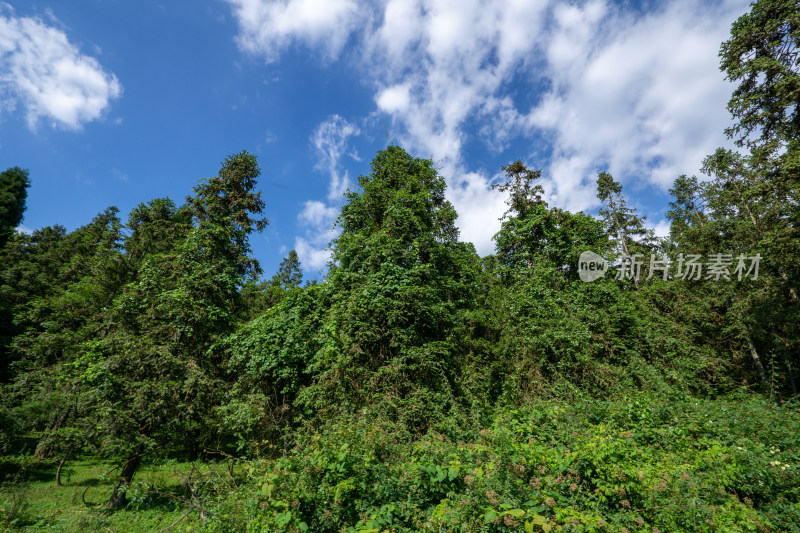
[0,458,56,485]
[73,477,105,487]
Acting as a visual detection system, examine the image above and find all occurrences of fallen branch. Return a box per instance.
[156,509,192,533]
[140,487,243,529]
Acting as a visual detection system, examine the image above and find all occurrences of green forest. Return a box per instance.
[1,1,798,531]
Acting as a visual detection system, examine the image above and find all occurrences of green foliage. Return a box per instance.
[1,3,799,522]
[246,396,800,532]
[221,284,325,453]
[491,160,545,221]
[271,249,303,290]
[596,171,657,258]
[0,166,30,248]
[494,203,609,277]
[720,0,800,152]
[188,150,268,278]
[299,146,485,432]
[125,197,192,266]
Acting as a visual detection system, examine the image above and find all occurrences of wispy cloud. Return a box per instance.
[295,200,338,271]
[294,115,361,270]
[312,114,360,201]
[227,0,749,256]
[0,7,122,131]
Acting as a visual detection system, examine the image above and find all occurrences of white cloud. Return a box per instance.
[311,114,360,201]
[0,9,121,130]
[651,219,671,240]
[298,199,337,227]
[295,115,362,270]
[295,199,339,271]
[295,237,332,271]
[228,0,750,256]
[528,0,748,208]
[225,0,367,62]
[376,83,410,114]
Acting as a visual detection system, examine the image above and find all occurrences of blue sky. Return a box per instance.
[1,0,748,280]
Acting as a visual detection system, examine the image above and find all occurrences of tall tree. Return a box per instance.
[187,150,268,279]
[0,166,30,248]
[271,249,303,290]
[300,146,484,432]
[596,172,657,272]
[491,160,545,220]
[67,152,269,507]
[720,0,800,154]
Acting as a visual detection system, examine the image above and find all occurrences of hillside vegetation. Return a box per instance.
[1,1,798,531]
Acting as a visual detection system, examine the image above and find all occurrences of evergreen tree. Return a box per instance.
[62,152,269,507]
[596,172,657,258]
[720,0,800,154]
[0,166,30,248]
[271,249,303,290]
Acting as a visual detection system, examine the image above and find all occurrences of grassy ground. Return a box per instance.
[0,457,245,532]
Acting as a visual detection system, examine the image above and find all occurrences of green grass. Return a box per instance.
[0,457,246,532]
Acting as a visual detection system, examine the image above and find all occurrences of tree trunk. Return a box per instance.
[187,440,199,462]
[108,447,143,508]
[785,359,798,397]
[34,409,69,459]
[747,336,769,387]
[55,449,70,486]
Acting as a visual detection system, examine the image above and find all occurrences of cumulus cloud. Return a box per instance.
[225,0,367,62]
[0,8,121,130]
[528,0,748,212]
[298,199,338,227]
[227,0,749,256]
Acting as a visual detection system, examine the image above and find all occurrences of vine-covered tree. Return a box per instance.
[300,146,484,431]
[493,160,608,275]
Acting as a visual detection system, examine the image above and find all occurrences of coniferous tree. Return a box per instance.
[271,249,303,290]
[0,166,30,248]
[596,173,658,289]
[596,172,657,259]
[55,152,270,507]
